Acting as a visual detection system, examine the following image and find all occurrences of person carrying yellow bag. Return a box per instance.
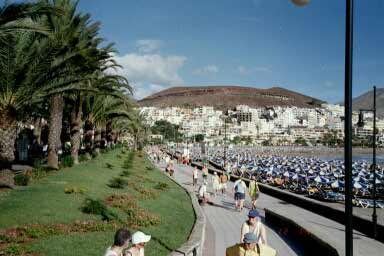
[226,232,277,256]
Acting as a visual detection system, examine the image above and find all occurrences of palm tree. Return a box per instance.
[83,94,134,155]
[0,1,56,163]
[0,1,55,36]
[36,0,105,169]
[0,0,134,166]
[116,111,147,151]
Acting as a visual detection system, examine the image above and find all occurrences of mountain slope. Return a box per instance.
[352,88,384,118]
[138,86,325,110]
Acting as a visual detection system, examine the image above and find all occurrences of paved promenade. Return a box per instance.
[156,161,384,256]
[156,162,299,256]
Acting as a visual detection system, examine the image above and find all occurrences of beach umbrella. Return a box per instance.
[357,171,365,177]
[353,176,361,182]
[299,174,307,179]
[292,174,299,180]
[353,181,365,189]
[331,180,344,188]
[314,175,327,183]
[369,173,384,180]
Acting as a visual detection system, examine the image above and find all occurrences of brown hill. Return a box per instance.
[138,86,326,110]
[352,87,384,118]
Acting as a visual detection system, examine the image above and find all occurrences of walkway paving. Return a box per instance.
[155,162,299,256]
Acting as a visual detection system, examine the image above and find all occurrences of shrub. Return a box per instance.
[80,198,117,221]
[14,174,30,186]
[122,153,134,169]
[120,170,132,177]
[105,163,114,169]
[2,244,24,255]
[81,198,107,215]
[154,182,169,191]
[64,187,87,194]
[108,177,128,189]
[60,155,74,168]
[146,166,154,171]
[92,151,99,158]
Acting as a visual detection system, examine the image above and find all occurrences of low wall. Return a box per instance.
[171,185,206,256]
[264,209,339,256]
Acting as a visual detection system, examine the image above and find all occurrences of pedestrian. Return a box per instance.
[220,172,228,196]
[249,175,260,209]
[226,232,276,256]
[125,231,151,256]
[169,160,175,177]
[104,228,131,256]
[198,181,209,205]
[192,166,199,186]
[240,210,267,245]
[202,165,209,182]
[233,176,247,212]
[212,172,220,196]
[165,155,170,165]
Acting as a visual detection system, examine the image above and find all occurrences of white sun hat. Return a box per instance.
[132,231,151,244]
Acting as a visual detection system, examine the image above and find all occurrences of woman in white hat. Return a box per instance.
[125,231,151,256]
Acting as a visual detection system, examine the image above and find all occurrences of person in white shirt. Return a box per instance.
[125,231,151,256]
[104,228,131,256]
[198,181,209,205]
[240,209,268,245]
[192,166,199,186]
[233,177,247,212]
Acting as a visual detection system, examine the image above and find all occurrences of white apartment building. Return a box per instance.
[141,103,382,144]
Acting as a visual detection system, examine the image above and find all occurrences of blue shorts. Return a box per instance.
[235,192,245,200]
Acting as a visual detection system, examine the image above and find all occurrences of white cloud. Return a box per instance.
[194,65,219,75]
[237,65,270,75]
[136,39,162,53]
[113,53,186,99]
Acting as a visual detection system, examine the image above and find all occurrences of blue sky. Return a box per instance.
[73,0,384,102]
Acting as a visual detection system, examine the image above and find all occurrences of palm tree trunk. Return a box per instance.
[83,120,93,159]
[47,94,64,169]
[106,121,113,147]
[94,126,101,155]
[134,134,138,151]
[101,127,107,149]
[70,95,82,164]
[0,109,17,163]
[33,117,43,144]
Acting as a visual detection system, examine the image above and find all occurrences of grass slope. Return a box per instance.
[0,148,195,256]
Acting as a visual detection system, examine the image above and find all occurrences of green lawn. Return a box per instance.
[0,148,195,256]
